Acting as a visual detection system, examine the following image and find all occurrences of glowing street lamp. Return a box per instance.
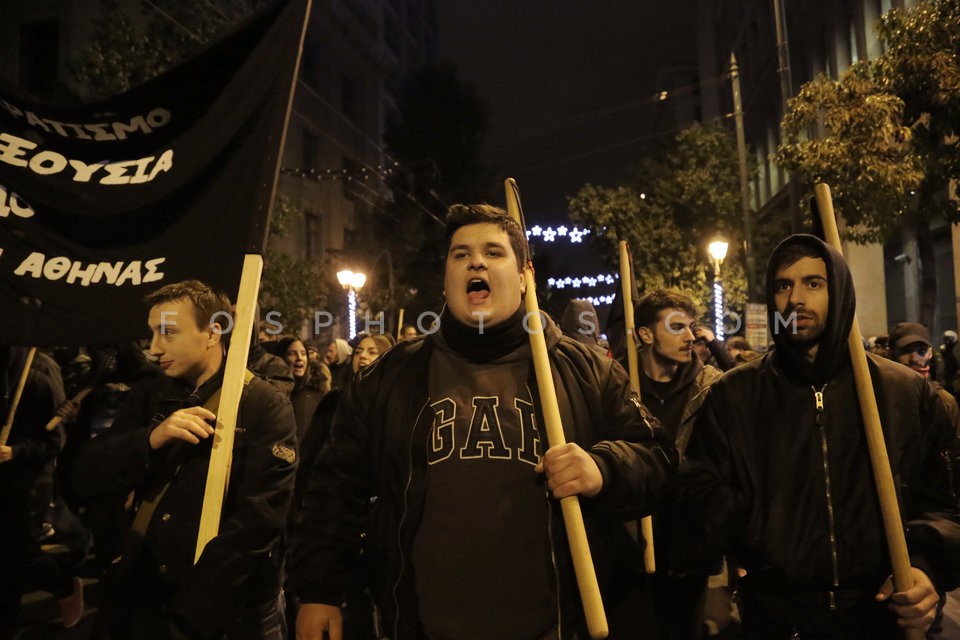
[708,238,729,341]
[337,269,367,339]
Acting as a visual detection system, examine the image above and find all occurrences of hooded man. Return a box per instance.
[680,235,960,638]
[292,203,677,640]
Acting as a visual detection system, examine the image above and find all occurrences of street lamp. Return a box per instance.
[337,269,367,339]
[708,238,729,342]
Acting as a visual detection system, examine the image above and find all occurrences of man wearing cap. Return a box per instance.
[890,322,960,432]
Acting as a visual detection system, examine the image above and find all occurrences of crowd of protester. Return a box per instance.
[1,204,958,640]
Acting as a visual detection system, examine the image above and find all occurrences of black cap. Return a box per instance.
[889,322,931,348]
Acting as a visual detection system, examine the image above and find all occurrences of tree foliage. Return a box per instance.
[776,0,960,326]
[70,0,267,100]
[356,62,491,320]
[260,196,330,332]
[568,123,749,316]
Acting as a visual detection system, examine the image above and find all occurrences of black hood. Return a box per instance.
[765,234,855,386]
[559,299,602,346]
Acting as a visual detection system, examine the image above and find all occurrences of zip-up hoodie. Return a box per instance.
[681,235,960,625]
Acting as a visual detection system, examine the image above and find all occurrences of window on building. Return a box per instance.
[303,130,319,171]
[342,76,363,125]
[301,34,321,89]
[19,19,59,96]
[305,211,321,258]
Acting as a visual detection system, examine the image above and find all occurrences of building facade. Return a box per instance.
[694,0,957,339]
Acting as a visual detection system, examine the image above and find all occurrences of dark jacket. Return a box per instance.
[75,367,297,640]
[640,353,722,458]
[681,235,960,635]
[641,354,723,577]
[292,316,678,640]
[0,346,64,495]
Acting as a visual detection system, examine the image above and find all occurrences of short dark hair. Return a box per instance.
[144,280,232,332]
[727,336,751,351]
[769,242,822,277]
[635,289,698,329]
[444,204,528,271]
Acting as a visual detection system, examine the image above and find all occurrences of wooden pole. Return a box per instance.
[814,183,922,640]
[506,178,607,639]
[195,254,263,562]
[397,308,405,341]
[618,241,656,574]
[0,347,37,447]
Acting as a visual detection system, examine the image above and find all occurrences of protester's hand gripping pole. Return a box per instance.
[814,183,922,640]
[195,254,263,563]
[505,178,608,639]
[618,241,656,575]
[0,347,37,447]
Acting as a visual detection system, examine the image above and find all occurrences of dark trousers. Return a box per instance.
[606,572,708,640]
[93,594,286,640]
[0,495,74,638]
[739,587,901,640]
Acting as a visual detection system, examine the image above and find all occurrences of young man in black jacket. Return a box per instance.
[293,204,678,640]
[682,234,960,638]
[75,280,297,640]
[633,290,723,640]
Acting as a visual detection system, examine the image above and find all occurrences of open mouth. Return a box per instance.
[466,278,490,303]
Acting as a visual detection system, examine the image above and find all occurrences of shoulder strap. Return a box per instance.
[129,369,255,539]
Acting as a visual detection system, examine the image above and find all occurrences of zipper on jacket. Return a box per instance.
[392,399,431,640]
[813,384,840,610]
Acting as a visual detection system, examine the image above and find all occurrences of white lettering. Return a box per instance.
[114,261,143,286]
[0,185,34,218]
[13,252,44,277]
[143,258,165,283]
[265,311,284,335]
[92,262,122,284]
[146,108,171,128]
[66,261,98,286]
[29,150,68,175]
[112,115,150,140]
[68,158,103,183]
[313,311,333,332]
[418,311,440,335]
[148,149,174,181]
[85,123,116,141]
[43,256,72,280]
[0,133,36,167]
[210,311,234,335]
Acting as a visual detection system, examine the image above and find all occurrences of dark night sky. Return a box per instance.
[437,2,699,313]
[438,1,699,223]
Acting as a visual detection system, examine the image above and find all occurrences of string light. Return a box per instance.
[527,225,592,244]
[547,273,618,289]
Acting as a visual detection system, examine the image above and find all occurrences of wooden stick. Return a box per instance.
[397,308,405,340]
[195,254,263,563]
[45,387,94,432]
[0,347,37,447]
[814,183,922,640]
[618,241,656,575]
[506,178,608,639]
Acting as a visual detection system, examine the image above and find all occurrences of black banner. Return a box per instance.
[0,0,309,346]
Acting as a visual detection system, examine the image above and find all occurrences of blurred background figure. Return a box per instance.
[399,324,418,341]
[324,339,354,392]
[559,299,608,358]
[275,336,330,441]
